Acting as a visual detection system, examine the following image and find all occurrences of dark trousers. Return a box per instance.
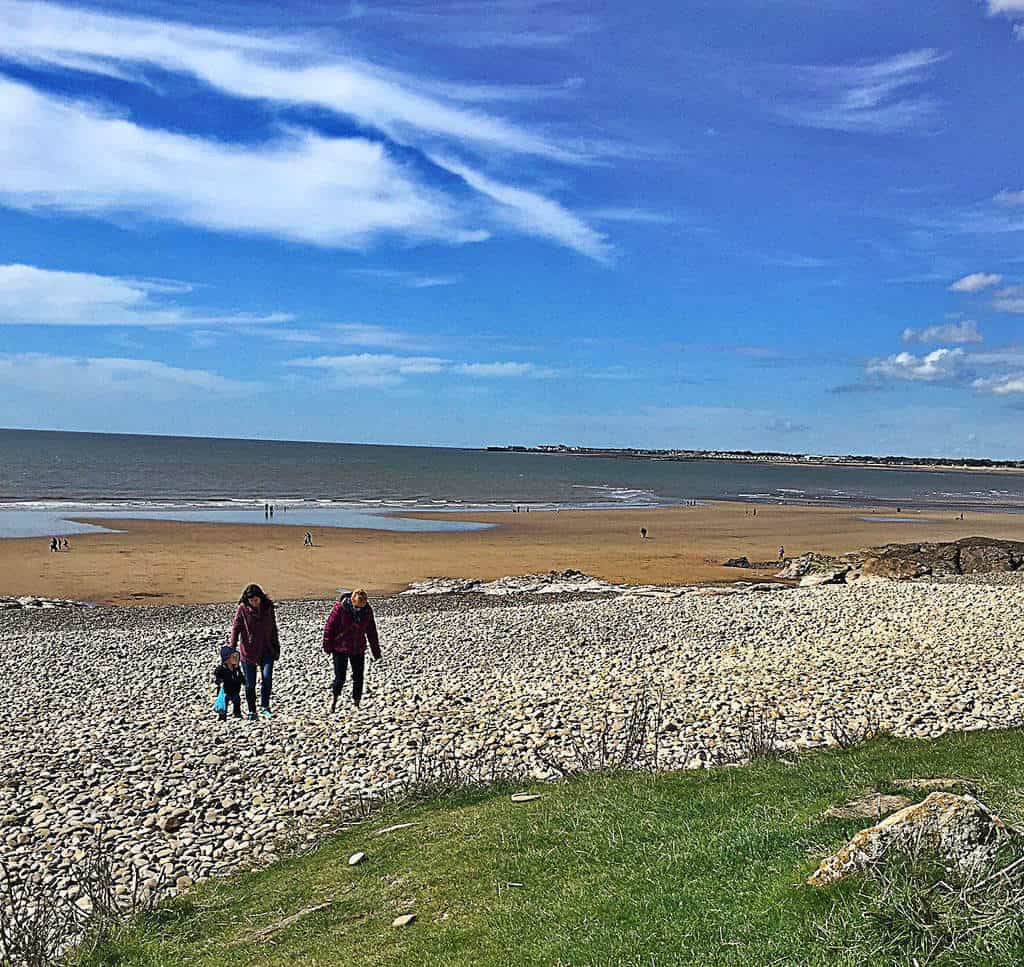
[332,652,365,705]
[242,659,274,713]
[217,691,242,721]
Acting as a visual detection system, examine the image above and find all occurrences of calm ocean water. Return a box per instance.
[1,428,1023,537]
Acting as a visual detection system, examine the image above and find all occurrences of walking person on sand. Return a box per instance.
[323,589,381,712]
[230,584,280,720]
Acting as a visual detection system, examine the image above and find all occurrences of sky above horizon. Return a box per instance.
[1,0,1023,456]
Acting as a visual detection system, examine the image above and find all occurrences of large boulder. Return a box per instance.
[809,793,1016,887]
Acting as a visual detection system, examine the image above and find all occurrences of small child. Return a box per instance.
[214,645,244,720]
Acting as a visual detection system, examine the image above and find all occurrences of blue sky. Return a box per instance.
[1,0,1024,456]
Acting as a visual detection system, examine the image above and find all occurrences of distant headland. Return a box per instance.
[485,445,1024,472]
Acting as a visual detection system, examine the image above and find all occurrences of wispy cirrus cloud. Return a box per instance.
[749,49,945,134]
[0,352,255,399]
[0,78,482,250]
[0,1,612,261]
[431,155,613,263]
[452,361,558,377]
[288,353,560,387]
[586,207,679,226]
[902,320,983,344]
[363,0,597,50]
[0,0,582,162]
[347,268,459,288]
[0,263,290,327]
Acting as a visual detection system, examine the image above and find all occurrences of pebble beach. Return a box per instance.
[2,576,1023,913]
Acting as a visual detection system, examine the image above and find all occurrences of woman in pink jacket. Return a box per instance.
[322,589,381,711]
[230,583,280,719]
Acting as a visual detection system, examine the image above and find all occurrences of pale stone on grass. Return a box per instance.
[809,793,1016,887]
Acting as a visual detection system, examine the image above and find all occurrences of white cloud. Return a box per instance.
[0,78,481,250]
[453,361,558,378]
[0,352,255,398]
[901,320,983,344]
[994,189,1024,206]
[756,49,944,134]
[586,207,678,225]
[0,263,290,327]
[949,272,1003,292]
[287,353,449,387]
[0,0,580,163]
[432,155,613,263]
[987,1,1024,13]
[288,353,560,386]
[0,2,612,260]
[973,374,1024,395]
[993,285,1024,313]
[347,269,459,288]
[867,348,969,382]
[250,323,429,350]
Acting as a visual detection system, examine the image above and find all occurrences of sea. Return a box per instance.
[2,428,1023,539]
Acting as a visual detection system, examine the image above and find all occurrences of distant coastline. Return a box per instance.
[485,445,1024,474]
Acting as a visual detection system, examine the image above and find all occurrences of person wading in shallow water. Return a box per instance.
[230,583,280,720]
[322,589,382,712]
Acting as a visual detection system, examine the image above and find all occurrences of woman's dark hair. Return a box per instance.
[239,583,272,607]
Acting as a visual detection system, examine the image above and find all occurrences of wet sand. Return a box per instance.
[2,502,1022,606]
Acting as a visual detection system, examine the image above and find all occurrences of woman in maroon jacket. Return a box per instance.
[230,583,280,719]
[322,589,381,711]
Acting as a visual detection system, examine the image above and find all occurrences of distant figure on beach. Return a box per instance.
[264,503,269,519]
[230,584,280,719]
[323,589,381,712]
[49,536,58,552]
[778,545,785,561]
[62,537,69,550]
[752,507,757,517]
[213,646,244,721]
[303,532,313,547]
[269,504,274,518]
[640,527,648,540]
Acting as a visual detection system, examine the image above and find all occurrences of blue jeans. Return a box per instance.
[242,659,274,713]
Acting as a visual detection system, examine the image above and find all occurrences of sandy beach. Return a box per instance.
[1,501,1022,605]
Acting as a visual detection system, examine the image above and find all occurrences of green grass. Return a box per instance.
[72,730,1024,967]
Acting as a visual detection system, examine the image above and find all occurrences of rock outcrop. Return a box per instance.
[809,792,1016,887]
[860,537,1024,581]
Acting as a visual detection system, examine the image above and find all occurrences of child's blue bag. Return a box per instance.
[214,686,227,714]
